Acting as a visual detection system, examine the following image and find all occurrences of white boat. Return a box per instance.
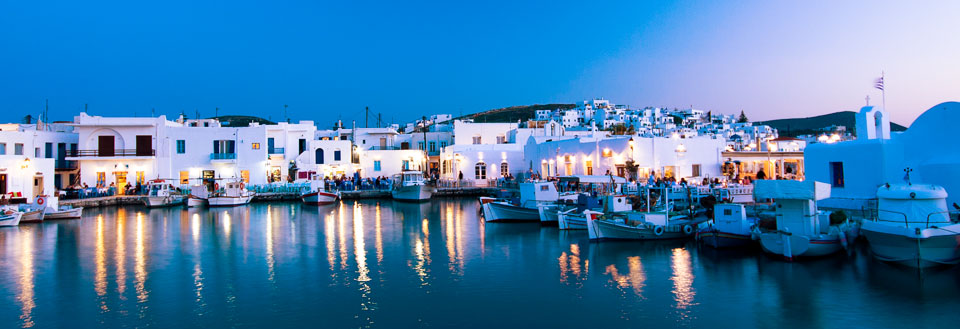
[208,180,255,207]
[861,183,960,268]
[482,181,560,222]
[697,203,757,248]
[0,209,22,227]
[558,208,589,230]
[391,171,433,202]
[142,180,185,207]
[36,196,83,220]
[186,184,209,208]
[754,180,859,260]
[586,195,705,240]
[301,180,339,205]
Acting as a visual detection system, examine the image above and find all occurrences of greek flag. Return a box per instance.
[874,77,884,91]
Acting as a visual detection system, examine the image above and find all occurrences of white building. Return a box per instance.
[265,121,317,182]
[169,119,269,186]
[805,102,960,208]
[0,122,75,200]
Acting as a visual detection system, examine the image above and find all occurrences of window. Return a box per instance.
[35,148,40,157]
[96,172,106,187]
[213,140,236,155]
[472,136,481,144]
[136,135,152,156]
[315,149,324,164]
[374,160,382,171]
[429,142,436,153]
[267,137,275,153]
[402,160,410,170]
[0,143,5,155]
[475,162,487,180]
[299,139,306,154]
[241,170,250,183]
[251,143,260,150]
[179,171,189,184]
[500,162,509,177]
[692,164,701,177]
[45,143,52,158]
[440,141,447,149]
[496,135,506,144]
[176,140,186,154]
[333,150,341,161]
[585,160,593,175]
[418,142,425,150]
[829,162,844,187]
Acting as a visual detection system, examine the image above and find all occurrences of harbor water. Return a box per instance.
[1,199,958,328]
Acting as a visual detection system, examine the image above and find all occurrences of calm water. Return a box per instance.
[1,199,958,328]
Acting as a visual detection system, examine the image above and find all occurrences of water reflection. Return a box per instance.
[559,244,588,284]
[670,248,696,315]
[18,227,35,328]
[95,215,107,311]
[115,209,127,297]
[135,212,148,304]
[602,256,645,298]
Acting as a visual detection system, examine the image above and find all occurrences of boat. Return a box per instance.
[391,171,433,202]
[185,184,209,207]
[482,181,561,222]
[36,196,83,220]
[861,183,960,268]
[586,195,706,240]
[18,196,46,223]
[208,180,255,207]
[0,209,22,227]
[754,180,859,260]
[142,180,185,207]
[301,179,339,205]
[557,194,603,230]
[697,203,757,248]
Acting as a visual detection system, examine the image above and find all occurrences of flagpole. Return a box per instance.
[881,71,886,111]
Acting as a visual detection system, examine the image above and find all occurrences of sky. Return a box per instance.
[1,0,957,127]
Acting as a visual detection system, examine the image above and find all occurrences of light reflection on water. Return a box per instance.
[0,199,959,328]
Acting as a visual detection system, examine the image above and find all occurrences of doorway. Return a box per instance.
[202,170,215,191]
[0,174,7,195]
[33,175,43,197]
[114,172,127,194]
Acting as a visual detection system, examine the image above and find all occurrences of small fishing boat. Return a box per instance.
[301,180,339,205]
[37,196,83,220]
[142,180,185,207]
[754,180,859,260]
[482,181,559,222]
[697,203,757,248]
[186,184,209,208]
[0,209,22,227]
[18,196,45,223]
[861,182,960,268]
[391,171,433,202]
[208,180,255,207]
[558,208,590,230]
[586,194,706,240]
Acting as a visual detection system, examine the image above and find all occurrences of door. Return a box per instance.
[202,170,215,191]
[33,176,43,197]
[0,174,6,195]
[136,135,152,156]
[115,172,127,195]
[379,138,386,148]
[98,136,115,156]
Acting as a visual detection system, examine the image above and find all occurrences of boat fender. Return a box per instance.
[654,225,665,236]
[240,182,245,189]
[683,224,694,235]
[215,183,220,190]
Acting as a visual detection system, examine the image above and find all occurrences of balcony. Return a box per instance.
[268,147,285,154]
[69,149,155,158]
[210,153,237,160]
[369,146,400,151]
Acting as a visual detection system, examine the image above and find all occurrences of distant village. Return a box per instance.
[4,97,931,210]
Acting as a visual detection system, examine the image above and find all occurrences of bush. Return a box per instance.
[829,210,847,225]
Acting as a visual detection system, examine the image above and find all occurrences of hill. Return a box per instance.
[755,111,907,137]
[459,104,576,123]
[214,115,276,127]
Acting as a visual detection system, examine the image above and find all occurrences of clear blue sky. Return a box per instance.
[1,0,956,127]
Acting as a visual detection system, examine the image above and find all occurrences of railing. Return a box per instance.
[210,153,237,160]
[72,149,155,157]
[437,179,500,188]
[55,160,78,170]
[268,147,285,154]
[368,146,400,150]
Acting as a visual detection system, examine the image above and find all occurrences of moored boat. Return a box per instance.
[208,180,255,207]
[754,180,859,260]
[861,183,960,268]
[142,180,185,207]
[186,184,209,208]
[483,181,560,222]
[36,196,83,220]
[0,209,22,227]
[697,203,756,248]
[391,171,433,202]
[302,180,339,205]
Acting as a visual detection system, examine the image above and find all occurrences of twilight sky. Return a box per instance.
[1,0,956,127]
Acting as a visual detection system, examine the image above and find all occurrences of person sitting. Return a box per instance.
[756,169,767,180]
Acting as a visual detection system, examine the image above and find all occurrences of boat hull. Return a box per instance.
[20,210,44,223]
[44,207,83,220]
[0,213,22,227]
[861,221,960,268]
[697,229,754,248]
[302,191,339,205]
[758,233,843,259]
[537,204,559,223]
[558,211,587,230]
[588,218,694,240]
[392,185,433,202]
[186,197,207,208]
[482,202,539,222]
[208,195,254,207]
[143,196,184,208]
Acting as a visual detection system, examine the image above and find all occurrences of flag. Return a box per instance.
[874,76,884,91]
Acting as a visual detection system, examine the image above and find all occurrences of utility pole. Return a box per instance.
[377,113,382,128]
[215,107,219,118]
[422,116,428,175]
[284,104,288,123]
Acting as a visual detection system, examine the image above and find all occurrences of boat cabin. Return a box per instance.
[755,180,832,237]
[557,175,627,194]
[876,184,950,228]
[518,181,559,205]
[396,171,425,186]
[146,180,178,196]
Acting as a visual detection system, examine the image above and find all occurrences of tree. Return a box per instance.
[737,110,749,123]
[22,114,32,124]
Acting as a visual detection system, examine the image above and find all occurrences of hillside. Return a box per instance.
[214,115,276,127]
[755,111,907,137]
[459,104,576,123]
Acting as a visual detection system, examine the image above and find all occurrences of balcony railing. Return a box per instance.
[210,153,237,160]
[268,147,285,154]
[368,146,400,150]
[71,149,155,157]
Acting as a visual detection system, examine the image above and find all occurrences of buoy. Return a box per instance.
[654,226,665,236]
[683,224,694,235]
